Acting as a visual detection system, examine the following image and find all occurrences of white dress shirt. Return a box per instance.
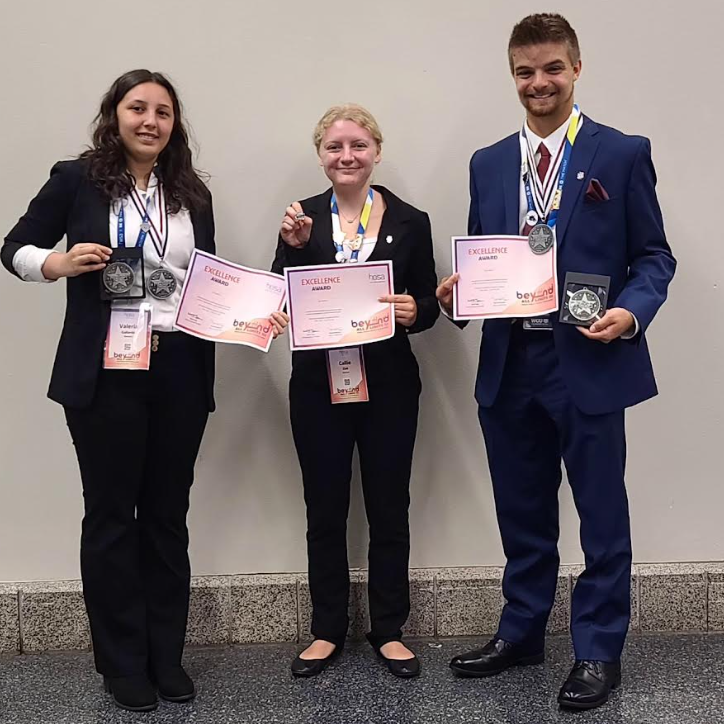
[12,172,196,332]
[518,118,570,231]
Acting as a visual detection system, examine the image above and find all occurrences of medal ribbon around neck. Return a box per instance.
[118,182,155,250]
[521,104,583,230]
[331,188,374,263]
[128,183,169,260]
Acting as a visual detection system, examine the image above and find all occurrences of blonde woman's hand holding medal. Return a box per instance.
[280,202,312,248]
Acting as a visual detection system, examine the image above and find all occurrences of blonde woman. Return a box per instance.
[272,105,438,678]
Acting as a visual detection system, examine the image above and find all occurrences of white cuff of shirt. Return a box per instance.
[440,301,455,319]
[619,314,640,340]
[12,246,59,283]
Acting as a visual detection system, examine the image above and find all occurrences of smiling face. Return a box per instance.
[511,41,581,128]
[116,82,175,165]
[318,120,381,190]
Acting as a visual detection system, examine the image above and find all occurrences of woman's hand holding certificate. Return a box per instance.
[174,250,287,352]
[285,261,395,351]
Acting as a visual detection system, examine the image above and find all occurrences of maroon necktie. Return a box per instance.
[522,142,552,235]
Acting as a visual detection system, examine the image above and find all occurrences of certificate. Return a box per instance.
[174,250,286,352]
[452,235,558,320]
[285,261,395,351]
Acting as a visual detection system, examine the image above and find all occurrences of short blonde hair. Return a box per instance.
[313,104,384,151]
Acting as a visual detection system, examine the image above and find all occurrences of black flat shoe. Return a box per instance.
[103,674,158,712]
[291,643,342,677]
[449,637,544,678]
[151,665,196,703]
[558,659,621,710]
[377,650,421,678]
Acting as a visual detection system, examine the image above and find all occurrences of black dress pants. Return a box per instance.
[64,332,209,677]
[290,374,421,649]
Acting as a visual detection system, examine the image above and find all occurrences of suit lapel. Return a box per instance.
[305,189,337,264]
[191,210,211,251]
[367,186,409,262]
[502,136,522,235]
[85,183,111,246]
[554,118,600,248]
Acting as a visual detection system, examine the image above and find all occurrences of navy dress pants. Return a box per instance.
[477,327,631,661]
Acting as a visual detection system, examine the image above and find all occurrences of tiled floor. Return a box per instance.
[1,634,722,724]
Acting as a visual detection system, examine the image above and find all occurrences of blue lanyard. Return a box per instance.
[522,105,582,229]
[117,194,152,249]
[331,188,373,262]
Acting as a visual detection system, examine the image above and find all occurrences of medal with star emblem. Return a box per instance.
[147,268,177,300]
[102,261,135,294]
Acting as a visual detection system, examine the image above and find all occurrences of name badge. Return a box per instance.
[103,304,153,370]
[522,316,553,331]
[326,347,370,404]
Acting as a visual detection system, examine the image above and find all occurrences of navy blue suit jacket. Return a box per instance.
[468,117,676,415]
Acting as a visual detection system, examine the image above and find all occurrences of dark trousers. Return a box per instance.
[64,332,209,677]
[477,328,631,661]
[289,375,420,649]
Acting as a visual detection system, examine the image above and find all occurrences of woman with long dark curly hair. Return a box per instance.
[2,69,271,712]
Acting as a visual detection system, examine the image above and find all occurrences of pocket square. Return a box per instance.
[585,178,610,202]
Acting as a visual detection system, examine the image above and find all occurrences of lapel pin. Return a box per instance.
[577,171,585,180]
[386,235,393,244]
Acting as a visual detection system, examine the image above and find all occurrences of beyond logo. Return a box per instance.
[336,386,361,396]
[233,320,270,334]
[351,314,389,331]
[516,282,554,305]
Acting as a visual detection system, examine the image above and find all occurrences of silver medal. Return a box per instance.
[528,224,555,255]
[147,268,177,300]
[335,251,345,263]
[102,261,135,294]
[567,288,601,322]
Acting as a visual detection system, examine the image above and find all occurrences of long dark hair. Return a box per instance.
[80,69,209,213]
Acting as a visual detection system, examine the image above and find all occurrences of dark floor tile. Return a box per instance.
[0,634,722,723]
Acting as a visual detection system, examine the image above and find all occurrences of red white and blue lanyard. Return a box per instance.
[117,183,168,259]
[331,188,374,263]
[522,104,583,230]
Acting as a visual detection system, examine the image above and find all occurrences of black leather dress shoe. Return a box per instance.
[557,659,621,710]
[103,674,158,712]
[151,665,196,703]
[449,637,544,677]
[291,643,342,677]
[377,650,421,678]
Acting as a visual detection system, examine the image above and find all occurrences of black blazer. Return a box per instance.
[271,185,439,388]
[1,159,216,411]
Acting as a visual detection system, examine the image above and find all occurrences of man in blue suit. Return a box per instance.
[437,13,676,710]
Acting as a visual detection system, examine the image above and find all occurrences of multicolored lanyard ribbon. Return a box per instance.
[330,188,374,263]
[521,104,583,230]
[117,183,168,258]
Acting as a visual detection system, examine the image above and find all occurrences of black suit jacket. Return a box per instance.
[271,185,439,388]
[1,159,216,410]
